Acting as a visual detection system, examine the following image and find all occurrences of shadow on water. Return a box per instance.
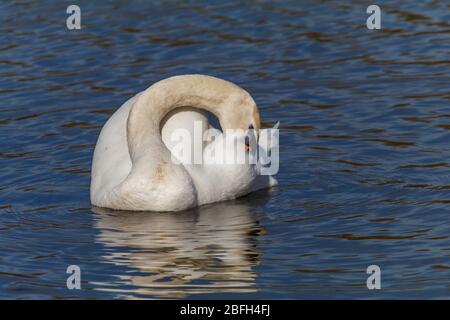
[91,192,271,299]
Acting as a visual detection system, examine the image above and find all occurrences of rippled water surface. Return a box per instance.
[1,1,449,299]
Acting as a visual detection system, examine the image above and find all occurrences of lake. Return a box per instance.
[0,0,449,299]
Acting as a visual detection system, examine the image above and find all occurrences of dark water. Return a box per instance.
[1,0,449,299]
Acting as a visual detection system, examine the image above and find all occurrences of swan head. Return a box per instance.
[218,91,261,140]
[199,127,259,199]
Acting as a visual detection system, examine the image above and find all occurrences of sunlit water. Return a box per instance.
[1,1,449,299]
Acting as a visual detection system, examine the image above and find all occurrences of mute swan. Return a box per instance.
[91,75,277,211]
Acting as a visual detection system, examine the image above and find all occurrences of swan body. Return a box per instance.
[91,75,277,211]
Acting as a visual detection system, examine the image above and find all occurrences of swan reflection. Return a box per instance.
[92,195,269,299]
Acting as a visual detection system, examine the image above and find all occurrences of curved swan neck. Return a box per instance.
[127,75,260,162]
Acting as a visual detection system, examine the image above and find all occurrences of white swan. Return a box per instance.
[90,74,277,211]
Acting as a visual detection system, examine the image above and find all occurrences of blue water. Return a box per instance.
[1,0,449,299]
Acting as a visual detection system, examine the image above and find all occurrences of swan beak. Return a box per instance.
[244,135,251,152]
